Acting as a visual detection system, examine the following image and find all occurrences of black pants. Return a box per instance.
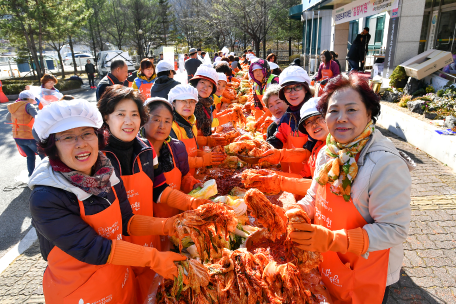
[87,73,95,87]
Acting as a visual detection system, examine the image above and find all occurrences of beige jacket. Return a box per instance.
[298,129,414,286]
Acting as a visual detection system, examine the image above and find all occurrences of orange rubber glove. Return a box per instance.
[127,214,178,237]
[244,170,312,196]
[288,222,369,255]
[181,173,201,194]
[160,186,212,211]
[253,108,272,130]
[197,135,228,147]
[109,239,186,280]
[216,111,238,126]
[259,148,311,165]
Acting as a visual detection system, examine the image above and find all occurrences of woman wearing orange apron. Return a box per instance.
[288,75,412,304]
[314,50,341,97]
[98,86,212,303]
[168,84,226,176]
[141,97,203,251]
[29,99,188,304]
[133,58,157,100]
[267,66,314,177]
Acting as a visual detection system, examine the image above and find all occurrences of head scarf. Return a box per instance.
[248,59,271,88]
[315,121,375,202]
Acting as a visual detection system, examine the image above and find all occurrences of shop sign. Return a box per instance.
[427,11,439,50]
[333,0,399,25]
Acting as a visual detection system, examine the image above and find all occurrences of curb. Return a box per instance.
[0,227,37,275]
[377,102,456,172]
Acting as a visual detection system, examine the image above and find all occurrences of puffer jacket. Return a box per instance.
[28,158,134,264]
[150,75,180,99]
[298,129,414,286]
[267,107,308,149]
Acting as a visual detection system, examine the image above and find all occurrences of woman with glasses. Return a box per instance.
[132,58,157,99]
[266,66,315,177]
[29,99,188,304]
[169,84,226,176]
[97,86,212,302]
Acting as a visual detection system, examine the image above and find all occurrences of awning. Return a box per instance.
[289,4,303,20]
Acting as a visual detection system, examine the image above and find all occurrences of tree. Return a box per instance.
[127,0,158,58]
[100,0,128,50]
[156,0,175,46]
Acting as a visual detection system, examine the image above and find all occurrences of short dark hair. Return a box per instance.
[38,129,106,160]
[215,62,232,76]
[320,50,332,63]
[317,74,381,123]
[364,27,369,32]
[201,51,206,55]
[157,70,175,78]
[41,74,58,85]
[145,99,173,120]
[234,56,240,62]
[97,85,148,127]
[138,58,155,75]
[110,59,126,72]
[61,95,75,100]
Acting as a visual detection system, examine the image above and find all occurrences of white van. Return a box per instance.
[96,50,134,76]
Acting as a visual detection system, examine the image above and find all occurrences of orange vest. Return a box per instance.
[315,163,390,304]
[42,188,136,304]
[7,101,34,139]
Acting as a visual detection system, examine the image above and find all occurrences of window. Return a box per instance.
[374,16,385,44]
[419,13,430,53]
[303,17,322,54]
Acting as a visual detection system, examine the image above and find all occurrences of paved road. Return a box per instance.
[0,86,97,260]
[0,125,455,303]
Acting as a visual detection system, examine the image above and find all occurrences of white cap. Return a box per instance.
[298,97,321,134]
[156,61,174,73]
[251,62,262,71]
[214,57,222,62]
[217,73,227,83]
[168,84,198,104]
[19,90,36,100]
[279,66,311,86]
[268,62,279,70]
[191,65,218,87]
[33,99,103,142]
[250,57,259,63]
[144,97,169,107]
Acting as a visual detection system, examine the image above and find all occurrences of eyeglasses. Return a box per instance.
[177,99,197,106]
[284,84,304,93]
[304,116,324,128]
[56,131,97,144]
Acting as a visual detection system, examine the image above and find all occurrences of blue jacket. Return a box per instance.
[28,158,133,264]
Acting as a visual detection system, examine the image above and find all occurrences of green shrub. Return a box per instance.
[289,54,300,62]
[2,79,81,95]
[399,95,412,108]
[437,89,444,97]
[389,66,408,88]
[426,85,435,93]
[412,88,426,97]
[55,80,82,91]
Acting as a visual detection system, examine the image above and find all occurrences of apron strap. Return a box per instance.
[78,185,119,220]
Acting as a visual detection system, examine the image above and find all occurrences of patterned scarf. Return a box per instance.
[49,151,114,197]
[315,121,375,202]
[194,96,213,136]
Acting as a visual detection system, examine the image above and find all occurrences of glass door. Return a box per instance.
[435,10,456,52]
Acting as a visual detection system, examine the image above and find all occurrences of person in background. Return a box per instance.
[6,90,43,177]
[156,53,164,64]
[266,53,278,63]
[150,61,180,99]
[330,51,341,72]
[197,48,203,62]
[263,84,289,140]
[347,34,365,72]
[184,48,202,81]
[314,50,340,83]
[29,99,187,304]
[132,58,157,99]
[201,51,207,61]
[85,59,96,89]
[360,27,371,72]
[168,84,226,176]
[184,53,189,61]
[96,59,128,100]
[290,58,302,66]
[288,74,412,304]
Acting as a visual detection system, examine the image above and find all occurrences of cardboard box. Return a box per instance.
[400,49,453,80]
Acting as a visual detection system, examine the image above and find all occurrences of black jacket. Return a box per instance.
[347,34,366,61]
[150,75,180,99]
[184,58,202,81]
[85,63,96,74]
[96,73,124,101]
[29,170,133,264]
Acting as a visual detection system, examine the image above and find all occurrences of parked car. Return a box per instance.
[64,53,94,67]
[96,50,134,77]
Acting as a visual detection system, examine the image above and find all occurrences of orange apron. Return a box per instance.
[155,141,183,251]
[253,94,264,120]
[114,152,160,304]
[317,62,334,97]
[174,126,198,176]
[284,115,311,177]
[42,188,136,304]
[315,179,390,304]
[308,140,324,177]
[138,82,153,99]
